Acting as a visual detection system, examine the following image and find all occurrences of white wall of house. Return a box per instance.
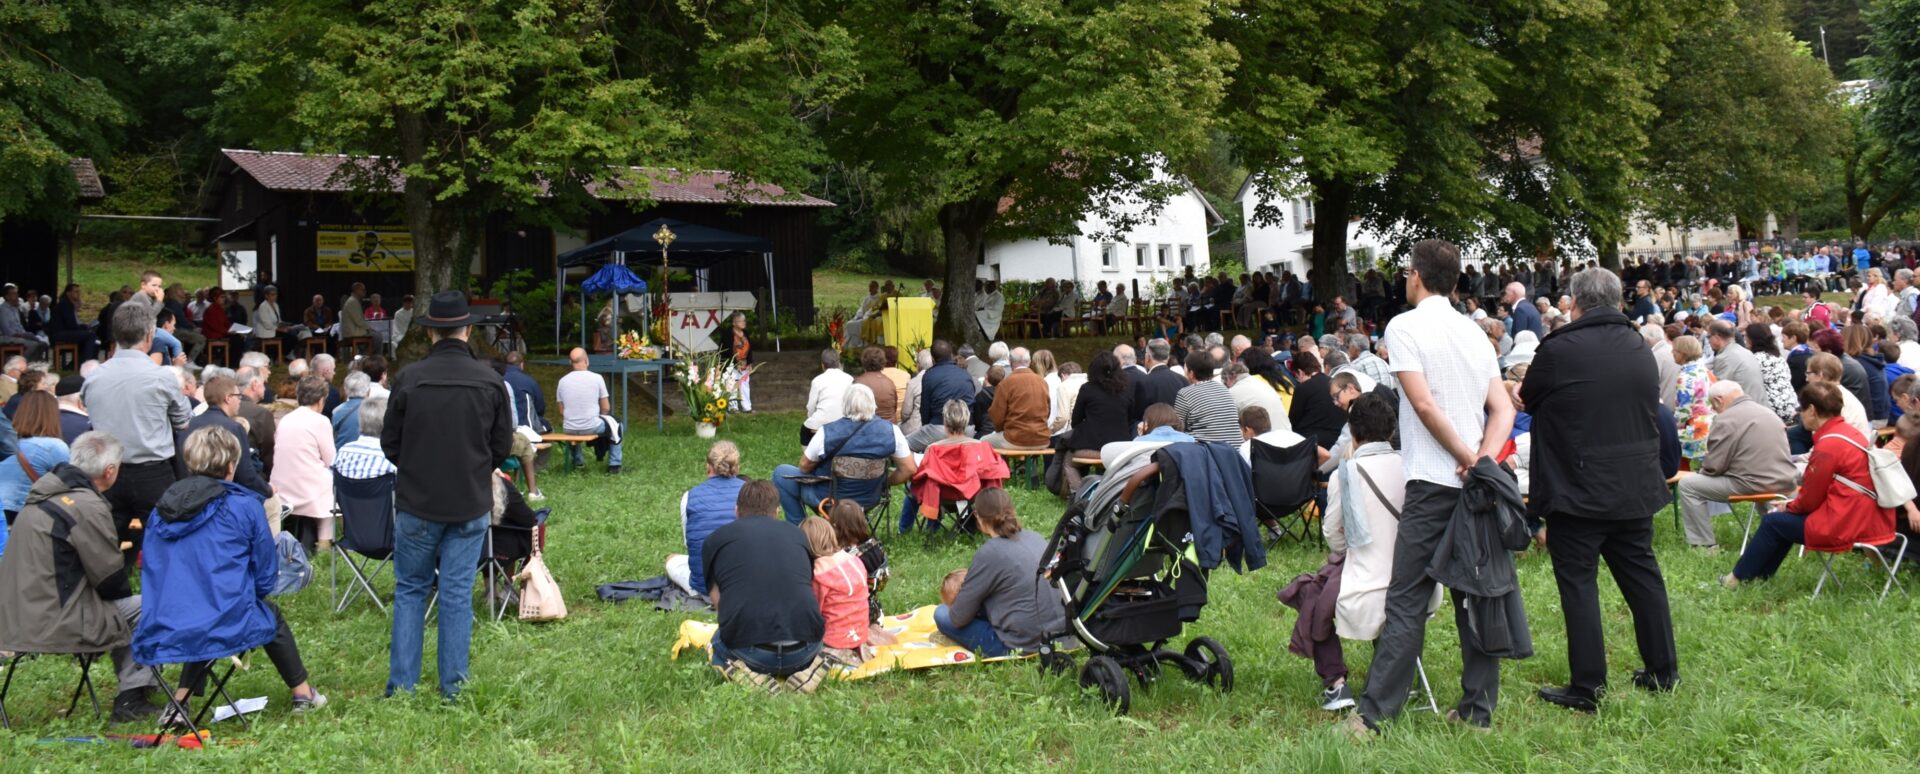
[1237,181,1392,280]
[983,186,1214,291]
[1619,215,1774,255]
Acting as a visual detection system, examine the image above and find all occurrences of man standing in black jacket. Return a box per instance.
[380,291,514,699]
[1129,338,1189,425]
[1519,268,1680,712]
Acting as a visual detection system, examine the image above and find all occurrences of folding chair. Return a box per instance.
[332,472,397,614]
[147,654,249,740]
[802,454,893,535]
[480,509,547,621]
[1249,438,1319,546]
[1812,534,1910,602]
[0,653,105,729]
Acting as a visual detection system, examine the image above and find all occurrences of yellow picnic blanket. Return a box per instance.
[672,605,1029,681]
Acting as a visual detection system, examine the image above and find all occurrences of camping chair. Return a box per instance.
[906,441,1010,534]
[332,471,397,614]
[480,508,548,621]
[792,454,895,534]
[1249,437,1319,546]
[146,652,251,740]
[0,653,106,729]
[1812,534,1909,603]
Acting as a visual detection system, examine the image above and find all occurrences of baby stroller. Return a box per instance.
[1038,444,1232,714]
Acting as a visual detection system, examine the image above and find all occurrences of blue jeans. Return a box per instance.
[772,464,830,525]
[388,511,488,697]
[566,419,623,468]
[934,604,1010,657]
[1732,510,1807,581]
[709,632,822,677]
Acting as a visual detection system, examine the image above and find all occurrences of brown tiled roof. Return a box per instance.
[220,149,832,207]
[71,158,105,202]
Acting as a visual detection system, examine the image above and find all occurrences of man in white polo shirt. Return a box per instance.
[1351,239,1516,735]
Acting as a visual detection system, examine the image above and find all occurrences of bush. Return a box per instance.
[824,247,884,274]
[487,269,559,355]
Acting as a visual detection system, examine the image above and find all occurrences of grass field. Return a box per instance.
[52,251,222,314]
[813,268,930,317]
[3,408,1917,769]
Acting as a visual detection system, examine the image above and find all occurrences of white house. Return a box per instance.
[982,176,1223,292]
[1236,177,1393,280]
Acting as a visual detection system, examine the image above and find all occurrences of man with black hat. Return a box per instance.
[55,374,91,443]
[380,290,513,698]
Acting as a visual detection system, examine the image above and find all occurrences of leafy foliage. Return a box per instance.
[0,0,127,220]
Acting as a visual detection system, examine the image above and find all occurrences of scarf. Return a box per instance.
[1336,442,1397,550]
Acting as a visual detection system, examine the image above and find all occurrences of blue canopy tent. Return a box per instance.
[554,217,778,350]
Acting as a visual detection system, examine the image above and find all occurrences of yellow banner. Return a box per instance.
[317,226,415,272]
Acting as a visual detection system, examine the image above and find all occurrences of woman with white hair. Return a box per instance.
[1862,267,1894,322]
[772,384,916,525]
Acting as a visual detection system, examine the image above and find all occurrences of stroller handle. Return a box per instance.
[1118,463,1161,503]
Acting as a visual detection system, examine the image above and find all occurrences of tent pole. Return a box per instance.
[766,251,781,352]
[554,263,562,355]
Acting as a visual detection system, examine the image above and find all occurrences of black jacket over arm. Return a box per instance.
[1518,307,1672,522]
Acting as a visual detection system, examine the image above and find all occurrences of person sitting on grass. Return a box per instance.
[703,480,827,682]
[135,426,326,726]
[934,488,1067,657]
[1722,382,1897,588]
[828,499,889,628]
[665,441,746,598]
[772,384,916,525]
[801,516,871,666]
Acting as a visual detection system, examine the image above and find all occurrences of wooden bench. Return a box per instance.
[257,339,283,363]
[0,343,23,363]
[541,433,600,471]
[206,339,231,368]
[1877,425,1895,447]
[302,337,328,359]
[343,336,375,358]
[1067,453,1103,472]
[993,447,1054,489]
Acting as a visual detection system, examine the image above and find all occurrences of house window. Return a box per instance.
[1158,244,1170,269]
[1135,244,1149,267]
[1293,198,1315,233]
[1179,245,1193,267]
[1102,243,1117,269]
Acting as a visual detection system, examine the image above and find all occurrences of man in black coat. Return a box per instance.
[1518,268,1680,713]
[1129,338,1189,426]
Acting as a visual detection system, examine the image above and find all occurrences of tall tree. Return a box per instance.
[0,0,127,221]
[821,0,1233,348]
[1788,0,1869,78]
[1639,0,1839,242]
[1838,103,1916,238]
[1224,0,1693,298]
[1870,0,1920,178]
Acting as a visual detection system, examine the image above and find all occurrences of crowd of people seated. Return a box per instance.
[0,287,539,726]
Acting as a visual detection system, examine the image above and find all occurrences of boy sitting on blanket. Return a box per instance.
[701,480,831,693]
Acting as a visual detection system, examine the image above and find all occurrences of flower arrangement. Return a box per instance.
[616,330,659,360]
[678,352,748,428]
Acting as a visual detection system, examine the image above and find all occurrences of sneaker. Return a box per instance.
[1444,708,1492,732]
[526,490,546,503]
[157,703,191,731]
[1320,683,1356,712]
[1341,713,1376,741]
[292,691,328,714]
[607,465,621,475]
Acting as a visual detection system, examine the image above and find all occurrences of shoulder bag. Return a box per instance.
[1829,433,1916,509]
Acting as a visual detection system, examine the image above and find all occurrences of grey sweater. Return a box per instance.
[947,529,1066,649]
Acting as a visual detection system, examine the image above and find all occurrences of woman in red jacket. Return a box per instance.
[1724,381,1897,587]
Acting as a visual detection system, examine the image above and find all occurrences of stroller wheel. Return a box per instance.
[1079,655,1132,715]
[1157,648,1207,683]
[1037,647,1075,677]
[1184,636,1234,693]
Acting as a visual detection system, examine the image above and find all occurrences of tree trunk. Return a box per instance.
[1306,176,1353,304]
[934,198,998,351]
[393,111,484,368]
[1782,211,1801,241]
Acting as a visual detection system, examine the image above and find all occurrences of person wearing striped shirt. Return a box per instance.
[332,395,396,480]
[1174,351,1241,443]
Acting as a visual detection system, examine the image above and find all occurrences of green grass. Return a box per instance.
[61,250,221,313]
[813,268,929,318]
[4,417,1919,768]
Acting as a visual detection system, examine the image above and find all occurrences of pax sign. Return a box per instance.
[667,292,756,352]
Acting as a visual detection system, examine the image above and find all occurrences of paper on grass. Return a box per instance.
[212,697,269,723]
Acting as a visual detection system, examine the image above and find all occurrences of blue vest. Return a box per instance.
[684,476,745,595]
[818,418,897,507]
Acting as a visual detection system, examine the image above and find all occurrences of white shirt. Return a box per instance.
[804,369,856,431]
[1228,376,1290,434]
[1900,342,1920,373]
[555,370,610,433]
[1385,295,1499,486]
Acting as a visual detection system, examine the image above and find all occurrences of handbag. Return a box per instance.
[515,542,569,622]
[1830,434,1917,508]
